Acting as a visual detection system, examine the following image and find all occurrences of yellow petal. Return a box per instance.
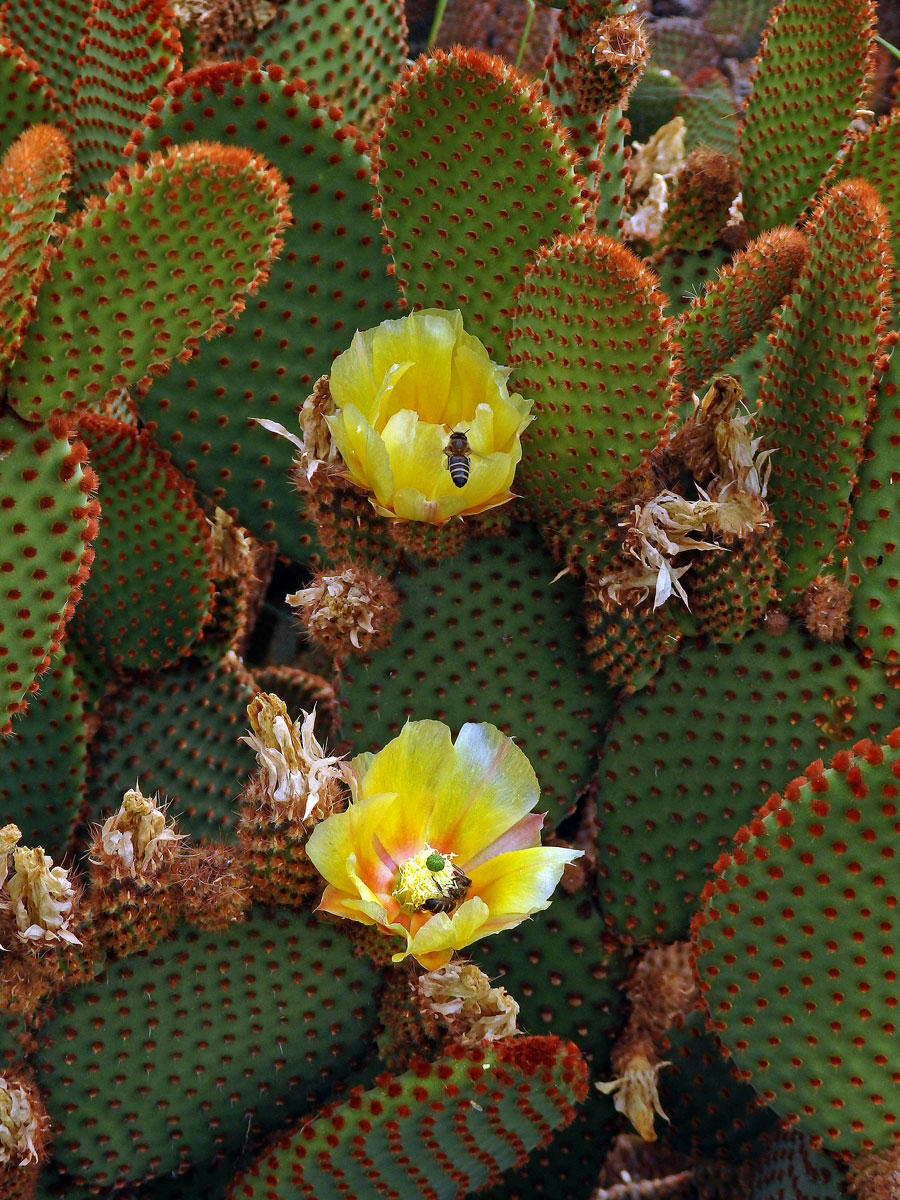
[427,723,541,864]
[372,310,462,427]
[405,896,491,961]
[325,404,394,504]
[381,409,446,498]
[306,791,400,895]
[469,846,582,921]
[329,328,381,422]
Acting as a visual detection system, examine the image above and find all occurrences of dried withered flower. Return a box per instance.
[287,563,400,661]
[415,961,520,1045]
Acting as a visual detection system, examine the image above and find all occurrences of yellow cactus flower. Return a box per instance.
[305,720,581,970]
[325,309,533,523]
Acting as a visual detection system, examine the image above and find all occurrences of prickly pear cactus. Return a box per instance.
[0,2,898,1198]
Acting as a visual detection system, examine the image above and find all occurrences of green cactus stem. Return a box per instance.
[8,140,292,424]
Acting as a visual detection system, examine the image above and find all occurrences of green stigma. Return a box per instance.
[425,852,445,873]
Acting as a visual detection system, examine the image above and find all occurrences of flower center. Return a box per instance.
[392,846,469,915]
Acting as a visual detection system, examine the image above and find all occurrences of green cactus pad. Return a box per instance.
[0,125,71,381]
[70,0,182,197]
[219,0,408,130]
[626,65,682,145]
[745,1128,847,1199]
[34,907,382,1188]
[338,523,615,826]
[129,61,399,554]
[653,244,732,316]
[0,31,63,145]
[0,415,99,735]
[694,728,900,1154]
[0,0,87,114]
[87,653,258,841]
[596,628,900,944]
[847,348,900,670]
[69,413,215,673]
[8,140,292,424]
[756,179,892,599]
[508,232,673,555]
[657,1006,780,1163]
[0,652,86,857]
[739,0,875,236]
[373,46,585,359]
[686,536,782,644]
[672,227,808,399]
[659,147,739,254]
[675,68,739,157]
[227,1035,588,1199]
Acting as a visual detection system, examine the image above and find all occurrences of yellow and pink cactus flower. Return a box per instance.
[305,720,580,970]
[324,309,533,523]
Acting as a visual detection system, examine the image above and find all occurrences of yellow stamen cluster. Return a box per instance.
[391,847,458,914]
[287,564,399,660]
[94,787,183,881]
[5,847,80,946]
[416,962,520,1044]
[242,695,346,825]
[0,1078,39,1167]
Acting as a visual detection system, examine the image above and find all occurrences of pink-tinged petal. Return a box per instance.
[306,791,400,895]
[463,811,545,872]
[428,723,540,862]
[316,884,382,926]
[469,846,582,917]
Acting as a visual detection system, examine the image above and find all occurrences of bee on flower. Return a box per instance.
[305,720,581,970]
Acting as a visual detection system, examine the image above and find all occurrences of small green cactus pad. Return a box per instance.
[847,349,900,670]
[657,1007,780,1163]
[129,61,398,553]
[675,69,739,157]
[0,652,86,856]
[227,1035,588,1200]
[0,33,63,144]
[756,179,892,599]
[653,245,732,316]
[596,628,900,944]
[87,653,259,841]
[337,523,615,826]
[0,125,71,380]
[739,0,875,236]
[219,0,408,130]
[70,0,182,196]
[508,233,673,547]
[0,414,99,735]
[694,729,900,1154]
[672,226,808,400]
[69,413,215,673]
[0,0,87,114]
[686,536,782,644]
[8,140,292,424]
[746,1128,847,1199]
[34,907,382,1188]
[373,46,585,359]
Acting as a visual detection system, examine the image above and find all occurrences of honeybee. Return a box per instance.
[443,430,472,488]
[420,862,472,914]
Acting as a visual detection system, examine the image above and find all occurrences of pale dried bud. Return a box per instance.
[629,116,686,196]
[624,173,668,246]
[287,563,400,660]
[416,962,520,1045]
[596,1051,671,1142]
[6,847,80,946]
[0,826,21,889]
[242,696,346,825]
[763,606,790,636]
[0,1077,41,1167]
[208,507,252,577]
[93,788,183,881]
[625,942,697,1041]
